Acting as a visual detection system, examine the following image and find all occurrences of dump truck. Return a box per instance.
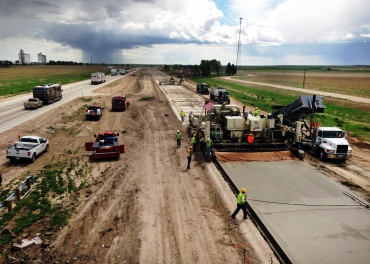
[6,136,49,163]
[91,72,106,85]
[196,83,210,94]
[85,105,103,120]
[209,87,230,104]
[85,131,125,160]
[24,98,43,109]
[111,95,126,111]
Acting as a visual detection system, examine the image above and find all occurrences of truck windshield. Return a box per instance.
[323,131,343,138]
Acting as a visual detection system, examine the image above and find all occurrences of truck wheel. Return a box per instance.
[319,149,326,161]
[31,154,36,163]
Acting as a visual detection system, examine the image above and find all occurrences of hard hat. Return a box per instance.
[255,107,258,110]
[241,188,246,193]
[193,134,196,137]
[249,133,252,136]
[177,130,180,132]
[189,147,192,149]
[207,137,210,140]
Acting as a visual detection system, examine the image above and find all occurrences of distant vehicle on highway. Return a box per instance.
[32,83,62,104]
[91,72,106,85]
[24,98,43,109]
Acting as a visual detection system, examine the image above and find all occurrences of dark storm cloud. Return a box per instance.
[32,1,60,9]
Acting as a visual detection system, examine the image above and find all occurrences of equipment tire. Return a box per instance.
[319,149,326,161]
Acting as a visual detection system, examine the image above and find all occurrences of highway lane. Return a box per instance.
[0,74,127,134]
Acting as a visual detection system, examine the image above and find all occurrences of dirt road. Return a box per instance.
[1,68,369,263]
[0,69,267,263]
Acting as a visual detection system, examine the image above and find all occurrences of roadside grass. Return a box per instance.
[0,65,111,97]
[190,75,370,142]
[0,159,90,248]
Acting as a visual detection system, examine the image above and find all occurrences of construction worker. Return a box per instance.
[180,110,185,123]
[253,107,259,117]
[231,188,248,220]
[126,101,130,109]
[192,134,197,151]
[176,130,182,147]
[247,133,254,144]
[205,137,212,156]
[221,102,226,110]
[187,147,192,169]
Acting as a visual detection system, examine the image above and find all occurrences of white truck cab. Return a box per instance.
[316,127,352,160]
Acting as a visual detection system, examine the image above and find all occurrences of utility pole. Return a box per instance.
[236,18,243,73]
[91,55,92,65]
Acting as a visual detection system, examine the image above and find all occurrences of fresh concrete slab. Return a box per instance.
[220,160,370,264]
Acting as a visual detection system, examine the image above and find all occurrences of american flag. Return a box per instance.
[204,101,213,111]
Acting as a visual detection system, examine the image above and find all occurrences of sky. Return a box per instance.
[1,0,370,66]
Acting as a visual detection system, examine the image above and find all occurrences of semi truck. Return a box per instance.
[91,72,106,85]
[196,83,210,94]
[209,87,230,104]
[85,131,125,160]
[6,136,49,163]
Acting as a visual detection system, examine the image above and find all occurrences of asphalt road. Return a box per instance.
[0,74,128,134]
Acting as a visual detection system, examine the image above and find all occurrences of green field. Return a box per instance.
[190,67,370,142]
[0,65,112,97]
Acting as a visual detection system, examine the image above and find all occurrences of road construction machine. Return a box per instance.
[85,131,125,160]
[188,95,350,161]
[159,76,177,85]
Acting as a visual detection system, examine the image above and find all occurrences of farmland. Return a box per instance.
[0,65,111,97]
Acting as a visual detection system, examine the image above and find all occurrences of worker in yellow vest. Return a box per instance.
[205,137,212,156]
[176,130,182,147]
[191,134,197,151]
[187,147,192,169]
[253,107,259,117]
[180,110,185,122]
[231,188,248,220]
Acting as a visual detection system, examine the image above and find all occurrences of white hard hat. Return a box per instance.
[177,130,180,132]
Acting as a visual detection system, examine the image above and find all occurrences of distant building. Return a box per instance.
[18,49,31,64]
[38,52,47,64]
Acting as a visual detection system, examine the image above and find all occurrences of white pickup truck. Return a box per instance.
[6,136,49,162]
[24,98,43,109]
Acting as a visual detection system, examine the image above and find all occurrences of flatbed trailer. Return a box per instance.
[213,151,370,264]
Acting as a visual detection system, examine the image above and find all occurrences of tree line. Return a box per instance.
[163,59,237,76]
